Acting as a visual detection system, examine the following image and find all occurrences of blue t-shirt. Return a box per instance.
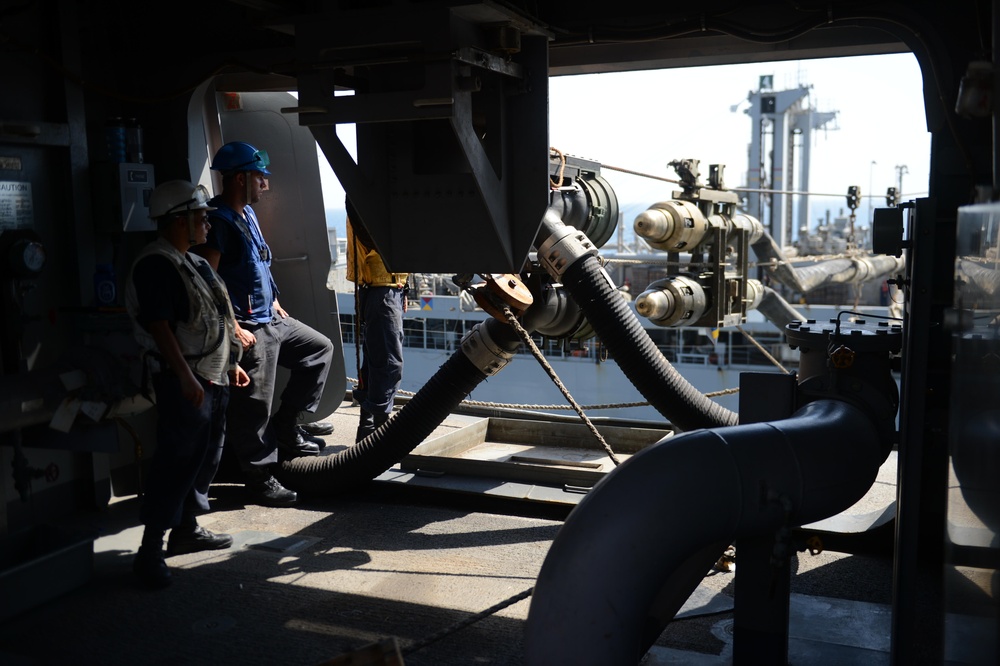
[203,198,278,323]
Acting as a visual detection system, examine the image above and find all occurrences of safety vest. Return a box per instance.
[125,237,241,385]
[345,220,408,288]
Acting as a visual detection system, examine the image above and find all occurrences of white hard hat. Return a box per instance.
[149,180,216,219]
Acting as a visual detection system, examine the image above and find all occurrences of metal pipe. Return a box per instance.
[757,285,808,329]
[524,399,886,664]
[752,230,906,293]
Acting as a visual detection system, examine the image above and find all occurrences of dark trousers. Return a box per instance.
[141,372,228,532]
[227,316,334,469]
[352,285,405,417]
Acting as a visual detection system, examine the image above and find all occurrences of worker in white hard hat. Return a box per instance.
[124,179,249,589]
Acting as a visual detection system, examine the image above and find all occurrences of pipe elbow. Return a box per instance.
[525,399,886,665]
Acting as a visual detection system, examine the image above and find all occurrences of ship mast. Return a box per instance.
[743,76,838,248]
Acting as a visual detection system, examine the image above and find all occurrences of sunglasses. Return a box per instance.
[233,149,270,172]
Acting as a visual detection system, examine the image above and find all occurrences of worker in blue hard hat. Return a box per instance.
[192,141,335,508]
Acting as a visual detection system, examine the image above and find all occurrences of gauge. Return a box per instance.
[9,238,46,276]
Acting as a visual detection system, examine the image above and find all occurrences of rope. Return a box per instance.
[346,377,741,409]
[400,587,533,656]
[735,325,791,375]
[501,305,621,466]
[549,147,567,189]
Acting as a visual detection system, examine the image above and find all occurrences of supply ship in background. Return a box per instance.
[328,146,904,423]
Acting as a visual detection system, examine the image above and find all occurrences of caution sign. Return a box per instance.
[0,181,33,229]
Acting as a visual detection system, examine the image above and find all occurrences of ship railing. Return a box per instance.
[677,353,712,365]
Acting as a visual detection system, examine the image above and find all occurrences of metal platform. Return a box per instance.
[0,400,938,665]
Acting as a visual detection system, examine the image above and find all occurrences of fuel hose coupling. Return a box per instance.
[460,321,517,376]
[535,210,598,282]
[635,275,708,327]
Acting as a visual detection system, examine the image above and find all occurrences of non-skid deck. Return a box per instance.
[2,400,969,665]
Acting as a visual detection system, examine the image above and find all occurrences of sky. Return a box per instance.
[319,52,930,242]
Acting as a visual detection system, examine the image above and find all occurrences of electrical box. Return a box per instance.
[92,163,155,233]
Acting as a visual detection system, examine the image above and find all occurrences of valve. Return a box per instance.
[470,273,533,323]
[785,316,903,451]
[829,344,857,369]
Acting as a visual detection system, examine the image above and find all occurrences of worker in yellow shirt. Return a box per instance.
[345,198,408,442]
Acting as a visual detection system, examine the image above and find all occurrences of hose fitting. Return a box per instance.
[535,211,598,281]
[460,321,517,376]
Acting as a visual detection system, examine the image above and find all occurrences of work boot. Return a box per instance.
[299,420,334,436]
[355,409,375,443]
[166,525,233,556]
[245,468,298,507]
[275,429,321,460]
[356,409,390,443]
[296,425,327,450]
[132,545,171,589]
[271,406,321,459]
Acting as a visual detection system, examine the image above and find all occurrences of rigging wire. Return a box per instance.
[400,587,534,657]
[543,7,974,197]
[599,163,927,201]
[500,304,622,466]
[736,325,792,375]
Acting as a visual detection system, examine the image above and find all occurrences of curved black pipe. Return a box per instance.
[563,254,738,431]
[535,209,738,431]
[524,399,886,665]
[278,318,522,495]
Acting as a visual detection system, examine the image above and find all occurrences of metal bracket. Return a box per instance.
[294,4,553,273]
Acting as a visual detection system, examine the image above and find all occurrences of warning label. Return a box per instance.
[0,181,33,229]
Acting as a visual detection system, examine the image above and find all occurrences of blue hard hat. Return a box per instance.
[211,141,271,175]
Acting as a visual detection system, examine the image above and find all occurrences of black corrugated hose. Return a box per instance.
[561,254,739,431]
[280,202,740,494]
[278,317,522,495]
